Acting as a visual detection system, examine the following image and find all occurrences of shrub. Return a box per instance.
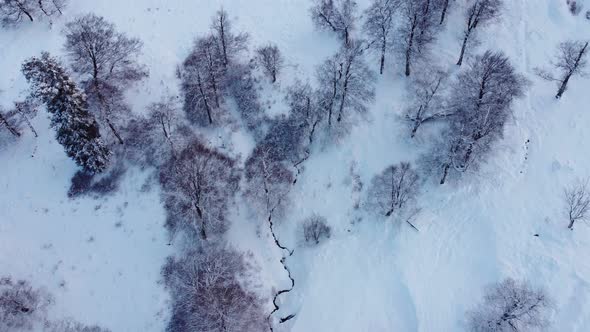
[303,215,331,245]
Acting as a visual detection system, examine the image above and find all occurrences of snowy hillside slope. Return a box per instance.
[1,0,590,331]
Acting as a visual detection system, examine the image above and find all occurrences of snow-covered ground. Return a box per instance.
[1,0,590,331]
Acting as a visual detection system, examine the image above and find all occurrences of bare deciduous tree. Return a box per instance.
[159,139,240,240]
[315,41,375,130]
[302,215,331,245]
[255,43,284,83]
[468,278,552,332]
[435,51,526,184]
[163,245,266,332]
[363,0,400,74]
[180,35,227,126]
[535,40,589,99]
[244,142,295,221]
[310,0,358,46]
[123,97,187,167]
[404,67,450,137]
[210,8,249,67]
[397,0,439,76]
[64,13,147,144]
[564,178,590,230]
[366,162,419,219]
[456,0,503,66]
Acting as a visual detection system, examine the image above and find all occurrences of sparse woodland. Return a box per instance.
[2,0,590,331]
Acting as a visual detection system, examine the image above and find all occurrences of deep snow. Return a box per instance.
[1,0,590,331]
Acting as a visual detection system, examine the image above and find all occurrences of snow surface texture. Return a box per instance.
[1,0,590,331]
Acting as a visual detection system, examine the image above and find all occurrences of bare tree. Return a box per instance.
[123,97,187,167]
[456,0,503,66]
[363,0,400,74]
[316,41,376,130]
[180,35,227,126]
[366,162,419,219]
[287,81,322,146]
[397,0,438,76]
[210,8,249,67]
[63,14,147,144]
[163,245,266,332]
[159,139,240,240]
[302,215,331,245]
[0,0,66,26]
[0,277,52,331]
[535,40,589,99]
[310,0,358,46]
[435,51,526,184]
[244,141,295,221]
[255,43,284,83]
[564,178,590,230]
[468,278,552,332]
[404,68,450,137]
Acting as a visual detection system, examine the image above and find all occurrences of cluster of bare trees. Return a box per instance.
[0,0,66,26]
[315,41,376,133]
[179,9,248,126]
[163,245,266,332]
[412,51,527,184]
[1,276,109,332]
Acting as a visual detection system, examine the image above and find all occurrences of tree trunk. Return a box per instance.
[380,42,386,75]
[568,218,575,229]
[0,113,21,137]
[17,2,34,21]
[440,163,450,184]
[38,0,50,16]
[196,71,213,124]
[440,0,449,25]
[556,75,571,99]
[106,118,124,145]
[457,35,469,66]
[405,18,417,77]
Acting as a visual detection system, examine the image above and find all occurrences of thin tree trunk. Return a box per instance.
[405,18,417,77]
[457,35,469,66]
[106,118,124,145]
[0,113,21,137]
[568,218,575,229]
[196,71,213,124]
[440,0,449,25]
[380,43,386,75]
[440,163,450,184]
[16,104,38,137]
[17,2,34,21]
[556,75,571,99]
[38,0,50,16]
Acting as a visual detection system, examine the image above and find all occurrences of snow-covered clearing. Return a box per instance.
[1,0,590,331]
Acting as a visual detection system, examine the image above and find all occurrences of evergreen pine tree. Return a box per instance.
[22,52,110,173]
